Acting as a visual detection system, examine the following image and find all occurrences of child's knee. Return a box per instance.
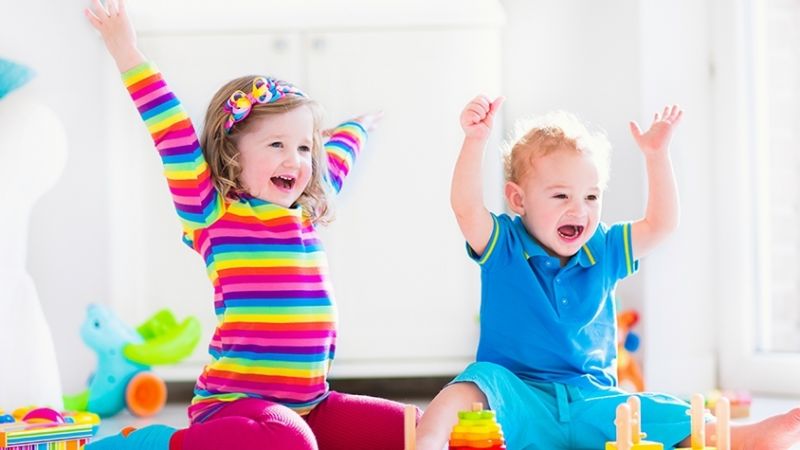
[251,416,316,450]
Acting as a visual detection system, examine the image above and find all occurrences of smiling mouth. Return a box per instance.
[557,224,585,241]
[271,175,296,191]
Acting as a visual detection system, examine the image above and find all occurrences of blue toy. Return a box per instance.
[63,304,201,418]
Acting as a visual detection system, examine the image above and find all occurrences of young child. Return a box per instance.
[84,1,416,449]
[415,95,800,450]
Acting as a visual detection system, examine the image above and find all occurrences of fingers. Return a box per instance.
[107,0,119,16]
[90,0,109,19]
[653,104,683,124]
[629,121,643,139]
[463,94,503,125]
[463,95,491,124]
[488,96,505,117]
[84,8,103,28]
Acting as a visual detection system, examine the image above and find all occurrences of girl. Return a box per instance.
[84,1,416,449]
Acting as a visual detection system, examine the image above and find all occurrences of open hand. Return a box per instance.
[629,105,683,156]
[85,0,144,72]
[460,95,504,141]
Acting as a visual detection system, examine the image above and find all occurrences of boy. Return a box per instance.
[415,95,800,449]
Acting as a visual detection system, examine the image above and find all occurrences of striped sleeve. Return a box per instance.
[606,222,638,280]
[466,213,514,271]
[122,62,224,238]
[324,121,367,194]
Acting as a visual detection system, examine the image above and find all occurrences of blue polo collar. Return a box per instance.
[512,216,597,268]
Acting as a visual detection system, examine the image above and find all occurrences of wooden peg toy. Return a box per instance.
[606,396,664,449]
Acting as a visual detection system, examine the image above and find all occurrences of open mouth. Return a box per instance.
[270,175,296,191]
[557,224,585,241]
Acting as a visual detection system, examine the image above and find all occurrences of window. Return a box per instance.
[756,0,800,353]
[715,0,800,395]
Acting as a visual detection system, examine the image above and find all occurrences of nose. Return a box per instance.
[282,149,301,168]
[566,197,587,217]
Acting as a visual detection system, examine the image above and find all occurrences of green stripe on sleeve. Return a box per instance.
[623,223,633,275]
[477,215,501,265]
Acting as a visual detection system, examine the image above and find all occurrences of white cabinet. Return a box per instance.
[105,1,505,380]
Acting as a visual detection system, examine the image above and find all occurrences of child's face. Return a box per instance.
[505,148,603,263]
[236,106,315,207]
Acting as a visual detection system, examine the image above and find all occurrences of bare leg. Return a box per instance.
[415,382,487,450]
[675,408,800,450]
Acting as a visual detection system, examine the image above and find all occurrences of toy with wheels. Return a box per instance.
[63,304,201,418]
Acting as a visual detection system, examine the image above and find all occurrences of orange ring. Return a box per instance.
[125,372,167,417]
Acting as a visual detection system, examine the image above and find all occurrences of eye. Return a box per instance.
[298,145,311,153]
[586,194,599,201]
[269,141,283,149]
[552,194,568,199]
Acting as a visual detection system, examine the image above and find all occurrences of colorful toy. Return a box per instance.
[448,402,506,450]
[0,407,97,450]
[63,304,201,418]
[618,310,644,392]
[706,390,751,419]
[676,394,730,450]
[606,396,664,449]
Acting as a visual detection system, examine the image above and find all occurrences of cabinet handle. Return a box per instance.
[273,39,288,52]
[310,37,326,52]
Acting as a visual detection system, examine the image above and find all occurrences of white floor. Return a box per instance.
[96,395,800,448]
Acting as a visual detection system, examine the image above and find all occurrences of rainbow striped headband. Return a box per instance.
[223,76,306,133]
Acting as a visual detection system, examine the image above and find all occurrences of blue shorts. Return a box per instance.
[452,362,693,450]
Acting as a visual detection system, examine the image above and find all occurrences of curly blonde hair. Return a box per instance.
[200,75,332,224]
[503,111,611,189]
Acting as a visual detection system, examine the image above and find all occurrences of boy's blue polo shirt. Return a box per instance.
[468,213,638,390]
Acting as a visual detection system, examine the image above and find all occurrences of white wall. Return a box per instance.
[0,0,108,392]
[501,0,716,395]
[4,0,717,395]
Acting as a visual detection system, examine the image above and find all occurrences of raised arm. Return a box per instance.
[629,105,683,258]
[86,0,223,237]
[323,111,381,194]
[451,95,504,256]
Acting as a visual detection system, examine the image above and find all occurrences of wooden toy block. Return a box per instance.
[405,404,416,450]
[0,421,94,449]
[0,407,97,450]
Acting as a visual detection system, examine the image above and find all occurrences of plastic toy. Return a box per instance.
[448,402,506,450]
[706,389,751,419]
[618,310,644,392]
[676,394,730,450]
[63,304,201,418]
[606,396,664,449]
[0,407,97,450]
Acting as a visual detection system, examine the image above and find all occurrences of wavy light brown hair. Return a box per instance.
[200,75,332,224]
[503,111,611,189]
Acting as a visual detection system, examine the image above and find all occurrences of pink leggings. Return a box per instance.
[169,392,420,450]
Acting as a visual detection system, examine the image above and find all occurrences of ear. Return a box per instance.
[505,181,525,216]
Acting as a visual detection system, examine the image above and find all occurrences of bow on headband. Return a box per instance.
[223,77,306,133]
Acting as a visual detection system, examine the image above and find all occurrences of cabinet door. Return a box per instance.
[106,33,304,377]
[305,29,503,377]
